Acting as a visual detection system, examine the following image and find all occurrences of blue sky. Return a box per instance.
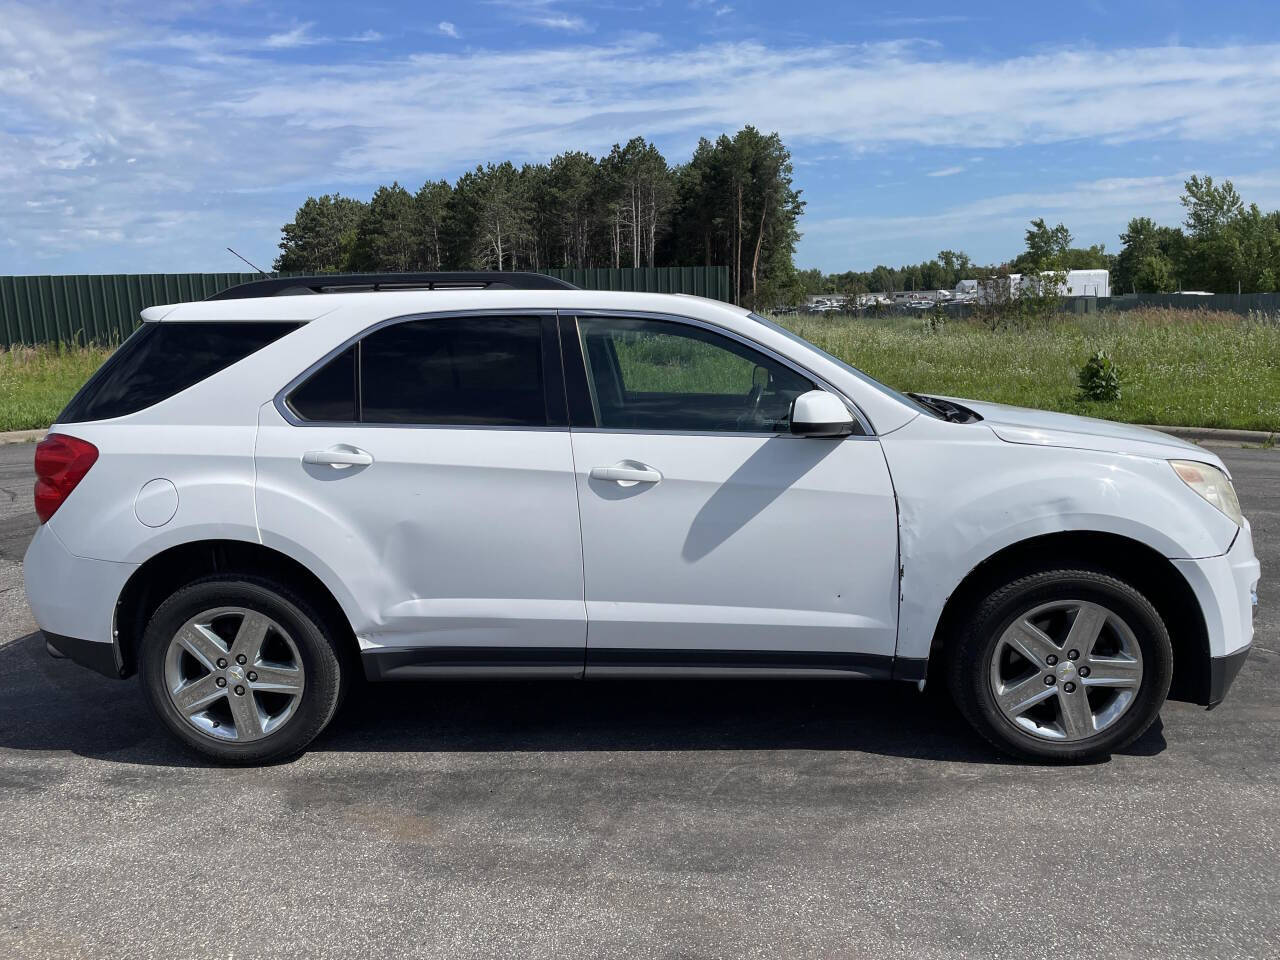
[4,0,1280,275]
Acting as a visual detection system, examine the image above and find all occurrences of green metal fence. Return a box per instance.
[0,267,732,347]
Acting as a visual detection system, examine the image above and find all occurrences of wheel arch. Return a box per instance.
[114,539,358,678]
[926,530,1212,705]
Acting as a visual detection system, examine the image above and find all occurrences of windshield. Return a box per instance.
[748,313,942,419]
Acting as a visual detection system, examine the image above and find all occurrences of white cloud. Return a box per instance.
[531,14,590,32]
[263,23,325,49]
[5,1,1280,270]
[926,166,965,177]
[801,171,1280,267]
[345,30,382,43]
[438,21,459,39]
[223,39,1280,172]
[485,0,592,33]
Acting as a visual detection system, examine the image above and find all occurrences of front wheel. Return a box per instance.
[139,576,345,764]
[948,569,1173,762]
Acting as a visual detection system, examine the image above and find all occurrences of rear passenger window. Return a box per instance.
[59,322,299,423]
[286,315,547,427]
[287,346,356,423]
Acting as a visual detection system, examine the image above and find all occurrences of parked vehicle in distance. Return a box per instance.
[25,273,1259,764]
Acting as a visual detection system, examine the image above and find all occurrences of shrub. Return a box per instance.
[922,305,947,332]
[1077,349,1122,402]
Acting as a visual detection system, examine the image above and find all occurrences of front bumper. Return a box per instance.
[1207,644,1251,708]
[1171,522,1260,706]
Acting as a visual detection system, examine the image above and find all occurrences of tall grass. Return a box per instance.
[777,309,1280,432]
[0,344,113,432]
[0,308,1276,433]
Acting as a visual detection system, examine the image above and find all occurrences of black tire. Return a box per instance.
[948,569,1173,762]
[139,575,345,764]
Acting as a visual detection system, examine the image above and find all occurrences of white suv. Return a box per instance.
[24,273,1259,763]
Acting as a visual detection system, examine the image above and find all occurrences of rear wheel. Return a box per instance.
[139,576,344,764]
[948,569,1173,762]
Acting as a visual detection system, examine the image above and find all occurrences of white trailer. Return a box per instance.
[1060,269,1110,298]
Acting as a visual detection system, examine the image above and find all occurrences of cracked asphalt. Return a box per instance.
[0,440,1277,959]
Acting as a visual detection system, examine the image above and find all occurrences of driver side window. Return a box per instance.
[576,316,815,433]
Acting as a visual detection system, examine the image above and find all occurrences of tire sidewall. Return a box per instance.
[139,578,342,764]
[957,571,1173,761]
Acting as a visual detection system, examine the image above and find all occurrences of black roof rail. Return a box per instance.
[206,271,578,300]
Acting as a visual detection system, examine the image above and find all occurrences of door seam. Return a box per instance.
[556,310,591,678]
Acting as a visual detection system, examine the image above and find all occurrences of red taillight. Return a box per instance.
[33,434,98,524]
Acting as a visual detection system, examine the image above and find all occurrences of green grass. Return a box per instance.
[1,307,1277,432]
[0,343,114,432]
[776,308,1280,432]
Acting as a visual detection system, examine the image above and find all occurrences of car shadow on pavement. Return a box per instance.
[0,630,1167,767]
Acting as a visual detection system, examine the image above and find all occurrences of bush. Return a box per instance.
[1077,349,1122,402]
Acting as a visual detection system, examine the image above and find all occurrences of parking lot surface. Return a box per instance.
[0,440,1276,959]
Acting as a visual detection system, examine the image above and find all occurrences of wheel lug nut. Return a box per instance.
[1068,649,1080,661]
[236,654,247,665]
[247,671,257,682]
[1045,675,1056,685]
[216,677,227,688]
[1046,654,1058,666]
[1063,682,1076,693]
[1078,666,1091,678]
[234,685,245,696]
[216,658,227,669]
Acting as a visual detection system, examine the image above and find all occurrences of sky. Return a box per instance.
[3,0,1280,276]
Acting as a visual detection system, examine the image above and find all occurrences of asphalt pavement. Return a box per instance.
[0,440,1277,959]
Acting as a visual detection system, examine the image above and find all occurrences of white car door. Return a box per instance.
[562,313,901,676]
[254,312,586,678]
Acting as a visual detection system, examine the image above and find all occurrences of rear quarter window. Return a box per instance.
[59,322,299,423]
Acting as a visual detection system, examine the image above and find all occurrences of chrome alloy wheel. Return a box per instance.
[988,599,1144,742]
[163,606,305,742]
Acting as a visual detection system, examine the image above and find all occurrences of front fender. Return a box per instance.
[880,417,1238,661]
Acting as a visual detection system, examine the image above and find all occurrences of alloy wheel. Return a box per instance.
[988,599,1144,742]
[163,606,306,742]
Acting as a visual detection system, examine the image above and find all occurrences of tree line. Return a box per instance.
[799,176,1280,298]
[274,126,803,307]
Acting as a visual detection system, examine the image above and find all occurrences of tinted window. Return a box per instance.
[288,346,357,422]
[59,322,299,423]
[358,316,545,426]
[577,317,814,432]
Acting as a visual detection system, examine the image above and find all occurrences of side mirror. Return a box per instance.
[790,390,855,437]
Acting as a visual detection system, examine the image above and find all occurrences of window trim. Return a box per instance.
[557,310,874,438]
[274,309,566,431]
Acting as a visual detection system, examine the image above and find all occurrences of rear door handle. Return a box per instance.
[589,463,662,485]
[303,446,374,467]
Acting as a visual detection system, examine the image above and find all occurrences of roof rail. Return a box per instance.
[206,271,578,301]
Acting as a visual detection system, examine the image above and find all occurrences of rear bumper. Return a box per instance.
[43,630,124,679]
[23,525,136,678]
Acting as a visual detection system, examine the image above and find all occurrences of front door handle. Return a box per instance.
[590,462,662,485]
[303,446,374,468]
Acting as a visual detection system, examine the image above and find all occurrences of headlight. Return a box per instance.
[1170,460,1243,526]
